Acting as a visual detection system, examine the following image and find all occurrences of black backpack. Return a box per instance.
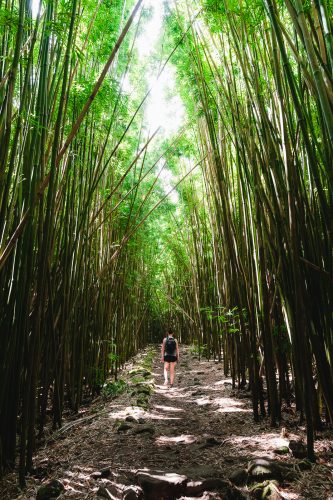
[165,336,176,355]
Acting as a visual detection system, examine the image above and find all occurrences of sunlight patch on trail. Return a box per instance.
[108,405,182,421]
[154,404,184,413]
[214,378,233,386]
[194,396,212,406]
[108,406,148,420]
[156,434,197,446]
[156,387,194,400]
[230,433,293,458]
[213,397,252,413]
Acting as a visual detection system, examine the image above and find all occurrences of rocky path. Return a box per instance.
[1,346,333,499]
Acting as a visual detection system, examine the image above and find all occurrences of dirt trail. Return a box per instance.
[1,346,332,499]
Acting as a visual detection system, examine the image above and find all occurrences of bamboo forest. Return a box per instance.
[0,0,333,498]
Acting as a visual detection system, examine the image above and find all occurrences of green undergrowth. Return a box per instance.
[101,379,128,399]
[189,343,208,357]
[129,346,155,409]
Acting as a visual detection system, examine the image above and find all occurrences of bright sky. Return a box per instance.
[136,0,184,203]
[137,0,185,138]
[31,0,40,18]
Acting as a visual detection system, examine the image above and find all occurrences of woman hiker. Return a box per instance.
[161,327,180,387]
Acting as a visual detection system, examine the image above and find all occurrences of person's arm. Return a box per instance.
[161,338,165,362]
[176,340,180,362]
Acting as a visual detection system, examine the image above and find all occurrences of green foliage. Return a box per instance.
[0,7,19,29]
[101,379,128,399]
[92,366,105,387]
[189,343,208,357]
[141,347,155,370]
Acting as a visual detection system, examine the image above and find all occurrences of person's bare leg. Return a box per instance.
[164,362,170,385]
[170,362,176,386]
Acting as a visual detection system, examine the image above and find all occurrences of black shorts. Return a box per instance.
[164,355,177,363]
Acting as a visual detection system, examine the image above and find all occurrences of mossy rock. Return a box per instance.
[117,421,132,432]
[250,480,280,499]
[288,440,307,459]
[137,395,149,409]
[136,385,152,395]
[247,458,298,483]
[130,368,145,376]
[131,375,146,384]
[133,424,155,435]
[131,385,152,398]
[36,479,64,499]
[130,368,152,379]
[137,402,149,410]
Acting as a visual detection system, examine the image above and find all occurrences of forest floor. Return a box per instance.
[1,346,333,499]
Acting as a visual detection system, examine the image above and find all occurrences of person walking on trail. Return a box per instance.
[161,328,179,388]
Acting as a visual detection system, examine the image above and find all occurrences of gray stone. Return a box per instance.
[100,467,112,478]
[229,468,248,486]
[138,417,146,424]
[114,469,137,485]
[288,440,307,459]
[247,458,298,482]
[186,478,228,495]
[36,479,64,499]
[248,459,279,481]
[205,437,220,446]
[123,485,143,500]
[125,416,137,423]
[137,471,187,499]
[185,480,203,495]
[97,482,124,498]
[97,486,112,498]
[118,422,132,432]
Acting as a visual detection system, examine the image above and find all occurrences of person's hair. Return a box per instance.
[167,327,173,335]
